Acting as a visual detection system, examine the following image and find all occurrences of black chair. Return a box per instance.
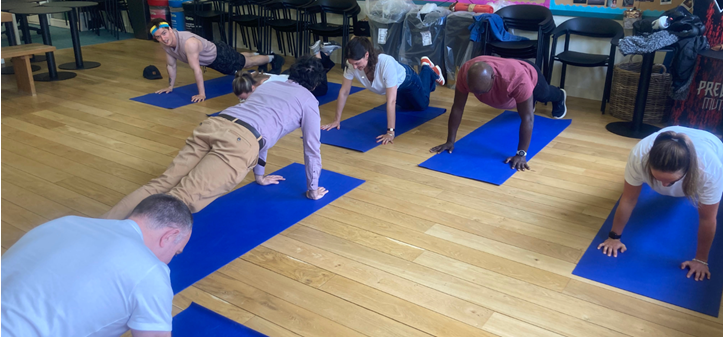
[185,0,227,43]
[481,4,555,82]
[260,0,312,57]
[300,0,359,67]
[548,17,623,113]
[227,0,269,51]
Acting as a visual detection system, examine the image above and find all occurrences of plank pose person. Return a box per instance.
[2,195,192,337]
[598,126,722,281]
[148,18,284,103]
[430,55,568,171]
[104,56,328,220]
[322,37,445,144]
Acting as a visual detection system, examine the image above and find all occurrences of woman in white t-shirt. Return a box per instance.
[598,126,722,281]
[321,37,445,144]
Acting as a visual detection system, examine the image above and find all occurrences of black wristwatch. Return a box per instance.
[387,128,395,133]
[516,150,527,157]
[608,231,622,240]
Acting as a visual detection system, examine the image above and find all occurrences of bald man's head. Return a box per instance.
[466,61,495,94]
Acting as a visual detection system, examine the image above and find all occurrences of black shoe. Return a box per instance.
[552,89,567,119]
[269,54,285,75]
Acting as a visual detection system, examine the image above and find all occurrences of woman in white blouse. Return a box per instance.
[322,37,444,144]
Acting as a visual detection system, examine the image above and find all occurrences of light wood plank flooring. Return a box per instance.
[2,38,721,337]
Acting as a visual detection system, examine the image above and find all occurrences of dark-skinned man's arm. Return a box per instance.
[430,88,469,154]
[505,95,534,170]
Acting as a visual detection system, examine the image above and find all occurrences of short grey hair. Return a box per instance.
[129,194,193,233]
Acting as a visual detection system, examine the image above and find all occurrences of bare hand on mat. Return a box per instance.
[307,187,329,200]
[505,155,530,171]
[256,175,285,186]
[597,238,627,257]
[191,94,206,103]
[321,120,341,131]
[376,132,394,145]
[156,87,173,94]
[681,260,711,281]
[430,142,454,154]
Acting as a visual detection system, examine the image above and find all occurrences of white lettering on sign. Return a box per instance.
[421,31,432,46]
[697,80,724,97]
[701,97,722,110]
[378,28,388,44]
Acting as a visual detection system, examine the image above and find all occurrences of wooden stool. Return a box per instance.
[2,43,56,95]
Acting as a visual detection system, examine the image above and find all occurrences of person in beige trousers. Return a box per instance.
[105,56,329,220]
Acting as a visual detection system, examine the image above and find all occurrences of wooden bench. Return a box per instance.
[2,43,56,95]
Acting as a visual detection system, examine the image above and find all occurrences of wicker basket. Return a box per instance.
[609,62,672,123]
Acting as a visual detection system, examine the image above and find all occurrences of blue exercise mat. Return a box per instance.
[573,185,723,316]
[320,104,447,152]
[173,302,267,337]
[418,111,571,185]
[168,163,364,294]
[131,75,235,109]
[206,82,365,117]
[318,82,365,106]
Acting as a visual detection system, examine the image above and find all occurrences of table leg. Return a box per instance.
[17,15,46,63]
[605,51,661,139]
[59,8,101,70]
[34,14,76,82]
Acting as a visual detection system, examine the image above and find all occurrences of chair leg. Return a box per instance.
[559,63,567,89]
[12,56,35,96]
[602,63,615,114]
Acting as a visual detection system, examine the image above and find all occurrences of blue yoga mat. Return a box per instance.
[320,104,447,152]
[318,82,365,106]
[173,302,266,336]
[168,163,364,294]
[418,111,571,185]
[206,82,365,117]
[573,185,723,316]
[131,75,235,109]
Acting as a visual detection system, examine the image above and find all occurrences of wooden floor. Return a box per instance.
[2,39,722,337]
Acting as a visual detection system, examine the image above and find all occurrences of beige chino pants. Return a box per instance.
[104,117,260,219]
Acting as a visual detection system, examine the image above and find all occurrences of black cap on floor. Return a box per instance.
[143,65,163,80]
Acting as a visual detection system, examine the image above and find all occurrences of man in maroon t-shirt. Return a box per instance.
[430,56,567,171]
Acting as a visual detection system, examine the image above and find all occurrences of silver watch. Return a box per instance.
[516,150,527,157]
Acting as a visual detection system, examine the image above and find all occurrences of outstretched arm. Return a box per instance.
[681,201,719,281]
[377,86,398,145]
[322,77,353,130]
[156,53,177,94]
[430,88,468,154]
[598,181,642,257]
[185,38,206,102]
[505,96,534,171]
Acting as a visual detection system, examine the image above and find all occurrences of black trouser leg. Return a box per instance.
[526,60,563,103]
[310,52,333,97]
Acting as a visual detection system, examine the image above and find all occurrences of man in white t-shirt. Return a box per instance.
[1,194,193,337]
